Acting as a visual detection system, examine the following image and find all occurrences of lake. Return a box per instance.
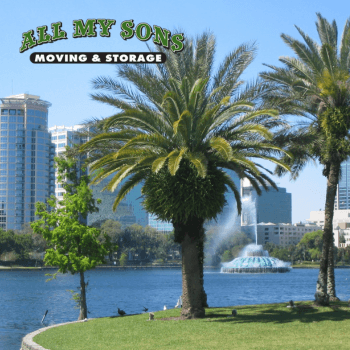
[1,267,350,350]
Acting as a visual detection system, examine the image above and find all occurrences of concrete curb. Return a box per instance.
[20,319,91,350]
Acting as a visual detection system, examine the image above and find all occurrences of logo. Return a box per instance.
[20,19,185,64]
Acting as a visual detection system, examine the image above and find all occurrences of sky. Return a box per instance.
[0,0,349,223]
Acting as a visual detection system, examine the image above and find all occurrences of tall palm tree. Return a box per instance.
[81,32,290,318]
[261,13,350,305]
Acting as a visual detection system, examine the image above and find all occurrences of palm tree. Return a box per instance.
[81,32,290,318]
[261,13,350,305]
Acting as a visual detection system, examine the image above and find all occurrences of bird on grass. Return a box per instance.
[118,308,126,316]
[143,307,148,312]
[163,305,167,310]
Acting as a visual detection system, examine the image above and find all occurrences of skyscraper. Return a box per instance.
[335,158,350,210]
[49,124,149,227]
[49,125,86,199]
[0,94,54,230]
[88,177,148,227]
[241,179,292,224]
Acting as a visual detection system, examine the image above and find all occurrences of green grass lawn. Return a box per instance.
[34,301,350,350]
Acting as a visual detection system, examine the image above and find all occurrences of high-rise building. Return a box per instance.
[148,214,173,233]
[241,179,292,224]
[88,176,148,227]
[335,158,350,210]
[49,125,86,199]
[49,124,148,227]
[0,94,54,230]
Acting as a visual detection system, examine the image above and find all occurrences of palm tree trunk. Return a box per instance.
[174,218,206,319]
[181,233,205,318]
[78,271,88,320]
[196,234,209,308]
[327,243,339,300]
[315,160,340,305]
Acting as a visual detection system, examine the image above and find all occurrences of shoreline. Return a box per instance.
[0,265,183,270]
[2,265,350,270]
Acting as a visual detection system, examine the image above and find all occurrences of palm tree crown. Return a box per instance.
[261,13,350,172]
[81,33,289,222]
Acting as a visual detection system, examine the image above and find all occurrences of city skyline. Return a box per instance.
[2,0,348,223]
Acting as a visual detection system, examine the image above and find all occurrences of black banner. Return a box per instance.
[30,52,167,64]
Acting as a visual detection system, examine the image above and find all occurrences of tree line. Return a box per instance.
[0,221,180,267]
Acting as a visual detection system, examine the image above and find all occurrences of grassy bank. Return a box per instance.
[34,301,350,350]
[292,263,319,268]
[0,266,42,269]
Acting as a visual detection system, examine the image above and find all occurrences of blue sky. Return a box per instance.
[1,0,349,223]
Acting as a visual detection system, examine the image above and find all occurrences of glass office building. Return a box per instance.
[49,125,86,199]
[148,214,173,233]
[49,124,149,228]
[335,158,350,210]
[0,94,54,230]
[88,176,148,228]
[242,180,292,224]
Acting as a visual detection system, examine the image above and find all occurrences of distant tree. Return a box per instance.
[0,229,33,260]
[263,242,278,254]
[309,248,322,261]
[338,246,350,265]
[17,223,47,253]
[221,250,233,262]
[31,156,112,320]
[271,247,289,261]
[99,219,122,260]
[13,233,33,259]
[205,230,252,266]
[339,233,346,244]
[298,231,323,251]
[119,252,127,267]
[100,219,122,242]
[0,230,16,255]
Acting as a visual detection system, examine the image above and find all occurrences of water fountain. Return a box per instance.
[221,243,291,273]
[220,195,291,273]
